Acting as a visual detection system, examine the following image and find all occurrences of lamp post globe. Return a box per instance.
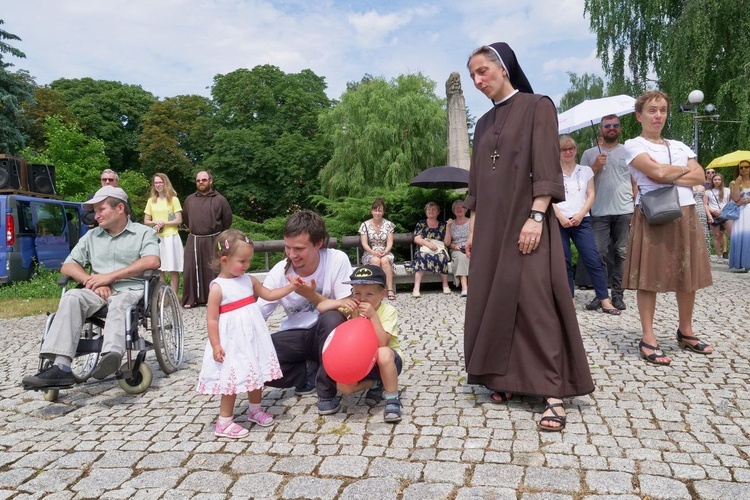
[688,89,704,105]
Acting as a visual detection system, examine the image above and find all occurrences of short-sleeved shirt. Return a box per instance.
[258,249,353,331]
[144,196,182,237]
[555,164,594,218]
[358,219,395,252]
[624,137,696,207]
[580,144,634,216]
[342,301,401,359]
[65,220,160,292]
[705,187,731,211]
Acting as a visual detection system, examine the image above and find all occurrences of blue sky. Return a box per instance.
[3,0,603,122]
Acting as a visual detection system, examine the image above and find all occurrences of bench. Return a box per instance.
[250,233,455,285]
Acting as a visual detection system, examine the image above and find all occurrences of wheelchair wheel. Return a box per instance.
[117,362,153,394]
[71,323,102,383]
[42,389,59,402]
[151,284,184,374]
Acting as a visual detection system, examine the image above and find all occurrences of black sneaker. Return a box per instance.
[612,297,627,311]
[585,298,601,311]
[383,396,402,423]
[365,383,383,406]
[22,365,74,389]
[91,352,122,380]
[294,381,316,396]
[722,252,729,259]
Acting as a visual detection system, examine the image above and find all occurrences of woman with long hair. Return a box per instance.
[704,172,733,262]
[623,90,713,366]
[728,160,750,271]
[144,173,184,293]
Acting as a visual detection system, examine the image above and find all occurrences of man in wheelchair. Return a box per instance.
[22,185,160,389]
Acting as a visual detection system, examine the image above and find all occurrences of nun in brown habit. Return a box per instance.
[463,42,594,432]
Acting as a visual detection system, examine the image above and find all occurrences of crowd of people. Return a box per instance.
[22,39,750,438]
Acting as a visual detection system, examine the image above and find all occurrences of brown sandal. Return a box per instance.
[538,399,566,432]
[490,392,512,403]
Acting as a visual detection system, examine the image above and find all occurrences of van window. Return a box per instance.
[17,201,35,234]
[33,202,66,236]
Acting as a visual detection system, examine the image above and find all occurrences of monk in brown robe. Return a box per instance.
[182,171,232,308]
[463,42,594,432]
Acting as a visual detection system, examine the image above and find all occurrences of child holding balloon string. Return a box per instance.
[317,264,404,423]
[197,229,305,439]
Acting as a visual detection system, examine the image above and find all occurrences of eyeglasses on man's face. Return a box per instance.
[196,179,210,183]
[602,123,620,129]
[101,177,116,183]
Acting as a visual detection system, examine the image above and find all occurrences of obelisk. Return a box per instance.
[446,72,470,170]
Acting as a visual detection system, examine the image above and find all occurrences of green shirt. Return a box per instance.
[65,220,160,292]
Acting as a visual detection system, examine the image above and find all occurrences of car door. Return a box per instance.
[31,200,69,271]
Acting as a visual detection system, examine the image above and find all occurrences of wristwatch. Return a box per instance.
[529,210,545,223]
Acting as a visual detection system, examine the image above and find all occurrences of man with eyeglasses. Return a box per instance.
[580,114,632,311]
[81,169,135,227]
[181,171,232,308]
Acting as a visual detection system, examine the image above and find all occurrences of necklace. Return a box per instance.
[640,135,666,145]
[489,92,517,170]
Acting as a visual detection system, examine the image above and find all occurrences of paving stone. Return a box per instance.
[585,471,635,494]
[402,482,455,499]
[230,472,284,498]
[121,469,187,490]
[456,486,517,499]
[422,461,469,485]
[71,468,133,494]
[272,456,321,474]
[523,467,581,493]
[281,476,342,499]
[637,474,691,499]
[16,469,83,493]
[693,479,750,499]
[135,451,189,469]
[339,477,399,499]
[177,470,233,492]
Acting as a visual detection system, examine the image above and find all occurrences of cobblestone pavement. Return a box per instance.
[1,261,749,499]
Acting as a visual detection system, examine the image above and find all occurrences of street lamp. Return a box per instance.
[678,89,718,161]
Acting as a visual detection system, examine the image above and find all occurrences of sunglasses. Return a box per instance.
[741,166,750,169]
[196,179,210,183]
[602,123,621,129]
[705,171,715,174]
[100,178,116,183]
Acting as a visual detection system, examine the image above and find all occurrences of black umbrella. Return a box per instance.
[409,166,469,189]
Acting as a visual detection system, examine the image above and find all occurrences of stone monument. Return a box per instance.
[446,72,471,170]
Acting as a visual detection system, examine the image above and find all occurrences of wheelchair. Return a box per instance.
[28,270,184,402]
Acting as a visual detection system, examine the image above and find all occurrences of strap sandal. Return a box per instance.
[387,290,396,300]
[538,399,567,432]
[676,329,712,355]
[383,397,402,423]
[248,408,274,427]
[600,307,622,316]
[490,392,513,403]
[638,340,671,365]
[214,420,249,439]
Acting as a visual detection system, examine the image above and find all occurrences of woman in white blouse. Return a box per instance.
[622,91,713,366]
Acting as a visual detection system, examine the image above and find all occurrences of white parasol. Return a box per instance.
[557,95,637,134]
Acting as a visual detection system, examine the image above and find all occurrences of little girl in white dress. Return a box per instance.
[197,229,301,439]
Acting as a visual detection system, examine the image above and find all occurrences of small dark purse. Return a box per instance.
[638,142,683,225]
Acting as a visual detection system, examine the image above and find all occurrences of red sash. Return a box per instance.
[219,295,256,314]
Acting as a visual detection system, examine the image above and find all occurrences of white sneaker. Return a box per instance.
[412,290,421,298]
[716,257,724,264]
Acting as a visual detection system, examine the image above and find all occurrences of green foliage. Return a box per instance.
[50,77,156,171]
[138,95,215,197]
[318,73,447,197]
[19,116,108,201]
[118,170,151,220]
[23,87,77,151]
[584,0,750,164]
[0,20,35,153]
[0,265,61,299]
[205,65,333,220]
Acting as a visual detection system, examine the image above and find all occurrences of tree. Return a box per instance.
[0,20,35,153]
[318,73,446,198]
[50,78,156,171]
[584,0,750,163]
[205,65,333,220]
[20,116,108,201]
[22,87,76,151]
[138,94,215,197]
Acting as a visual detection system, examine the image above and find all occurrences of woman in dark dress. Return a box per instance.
[463,42,594,431]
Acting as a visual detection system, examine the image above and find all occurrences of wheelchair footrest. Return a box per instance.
[23,383,75,391]
[77,338,104,355]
